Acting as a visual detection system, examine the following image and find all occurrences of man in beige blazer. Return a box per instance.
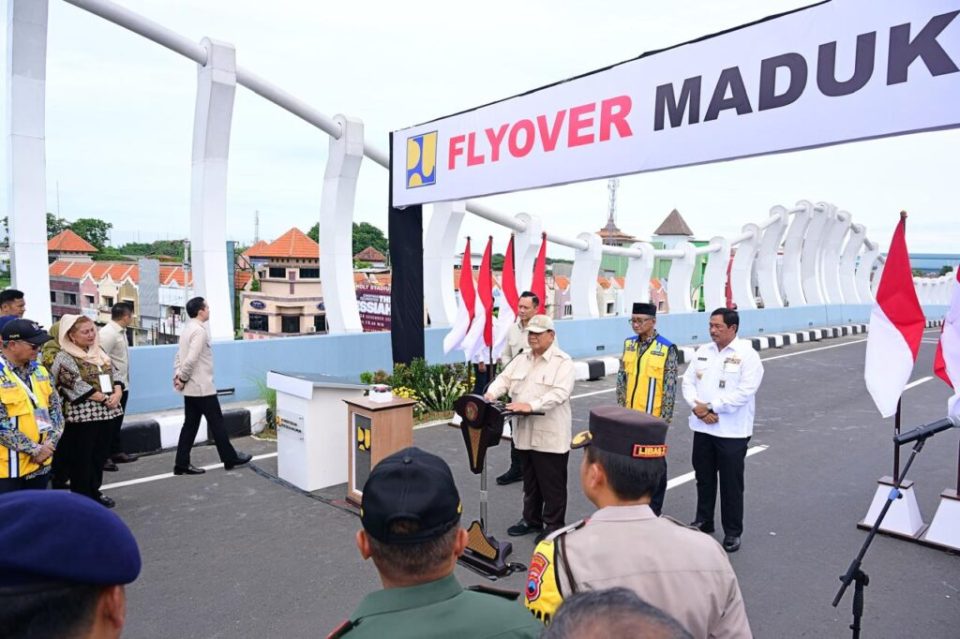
[172,297,251,475]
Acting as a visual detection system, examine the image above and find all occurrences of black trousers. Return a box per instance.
[108,390,130,456]
[692,432,749,537]
[650,462,668,516]
[0,474,50,493]
[518,449,568,531]
[63,419,113,500]
[175,395,239,469]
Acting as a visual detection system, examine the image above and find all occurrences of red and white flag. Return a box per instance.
[443,238,475,354]
[493,235,519,360]
[934,266,960,416]
[864,212,926,418]
[462,237,493,361]
[531,233,547,314]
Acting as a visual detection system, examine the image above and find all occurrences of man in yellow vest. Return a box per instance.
[0,319,64,492]
[617,302,678,515]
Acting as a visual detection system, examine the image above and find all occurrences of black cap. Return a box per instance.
[360,447,462,545]
[632,302,657,316]
[1,319,53,345]
[572,406,668,459]
[0,490,141,588]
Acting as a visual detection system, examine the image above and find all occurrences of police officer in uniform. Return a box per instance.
[617,301,678,514]
[329,447,542,638]
[0,320,64,492]
[524,406,751,639]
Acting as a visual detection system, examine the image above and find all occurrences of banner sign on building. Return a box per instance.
[391,0,960,207]
[356,285,392,331]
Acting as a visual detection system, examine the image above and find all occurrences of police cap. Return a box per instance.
[572,405,668,459]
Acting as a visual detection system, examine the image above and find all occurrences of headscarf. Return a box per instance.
[58,315,112,368]
[41,321,61,369]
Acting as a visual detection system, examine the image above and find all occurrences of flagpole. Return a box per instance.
[894,399,901,480]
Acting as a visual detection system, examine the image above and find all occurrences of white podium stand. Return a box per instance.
[267,371,366,492]
[922,490,960,551]
[858,476,926,538]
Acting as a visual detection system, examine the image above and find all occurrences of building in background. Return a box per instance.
[47,230,97,263]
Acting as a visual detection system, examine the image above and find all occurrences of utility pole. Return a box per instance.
[254,209,260,244]
[606,178,620,228]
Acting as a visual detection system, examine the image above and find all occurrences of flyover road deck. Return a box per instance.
[102,329,960,638]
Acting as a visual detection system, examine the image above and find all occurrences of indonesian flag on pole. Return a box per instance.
[443,238,475,354]
[933,266,960,416]
[531,233,548,314]
[864,212,926,418]
[462,237,493,361]
[493,235,519,360]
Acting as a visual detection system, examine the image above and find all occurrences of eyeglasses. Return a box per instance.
[629,317,653,325]
[14,341,41,351]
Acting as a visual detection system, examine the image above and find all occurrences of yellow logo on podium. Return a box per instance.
[356,425,371,452]
[406,132,437,188]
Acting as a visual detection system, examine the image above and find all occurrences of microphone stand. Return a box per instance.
[832,434,931,638]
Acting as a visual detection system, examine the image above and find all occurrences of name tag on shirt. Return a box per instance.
[98,374,113,393]
[723,357,741,374]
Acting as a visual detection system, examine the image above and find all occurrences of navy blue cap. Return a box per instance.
[360,447,462,545]
[0,490,141,588]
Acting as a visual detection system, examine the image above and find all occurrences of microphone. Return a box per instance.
[893,415,960,446]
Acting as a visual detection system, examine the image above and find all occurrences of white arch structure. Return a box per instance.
[3,0,945,336]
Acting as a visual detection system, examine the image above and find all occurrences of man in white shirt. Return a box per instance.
[681,308,764,553]
[495,291,538,486]
[99,303,139,469]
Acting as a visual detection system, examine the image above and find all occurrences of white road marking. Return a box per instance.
[101,452,278,491]
[759,339,867,362]
[571,388,616,400]
[666,445,768,490]
[904,376,933,391]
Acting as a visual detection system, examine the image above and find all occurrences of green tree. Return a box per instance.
[307,223,319,243]
[939,265,955,276]
[70,217,113,250]
[353,221,388,257]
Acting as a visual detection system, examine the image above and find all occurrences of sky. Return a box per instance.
[32,0,960,258]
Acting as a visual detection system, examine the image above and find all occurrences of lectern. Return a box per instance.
[344,395,417,504]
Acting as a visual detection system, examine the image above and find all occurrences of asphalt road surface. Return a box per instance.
[102,329,960,638]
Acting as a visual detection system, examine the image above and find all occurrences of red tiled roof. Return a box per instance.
[354,246,387,262]
[243,240,271,258]
[370,273,392,287]
[555,276,570,291]
[353,273,369,285]
[48,230,97,253]
[235,271,253,290]
[597,276,612,290]
[259,228,319,259]
[614,277,625,288]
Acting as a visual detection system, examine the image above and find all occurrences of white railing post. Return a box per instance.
[839,223,866,304]
[666,241,698,314]
[800,203,830,305]
[514,213,543,293]
[570,233,602,319]
[702,238,730,312]
[730,224,759,310]
[3,0,52,327]
[319,114,364,334]
[856,245,880,303]
[781,200,813,306]
[820,209,851,305]
[756,206,789,308]
[423,201,466,327]
[189,38,235,340]
[623,241,655,307]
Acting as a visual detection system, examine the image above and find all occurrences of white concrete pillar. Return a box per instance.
[781,200,813,306]
[189,38,235,341]
[319,114,364,334]
[623,241,655,307]
[3,0,52,327]
[702,237,731,312]
[514,213,543,293]
[730,224,759,310]
[820,209,851,305]
[422,201,465,327]
[666,241,698,314]
[800,203,830,305]
[839,223,866,304]
[856,244,880,303]
[756,206,789,308]
[871,259,885,297]
[570,233,602,319]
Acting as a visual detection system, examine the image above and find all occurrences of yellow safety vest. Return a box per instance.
[622,335,672,417]
[0,363,54,479]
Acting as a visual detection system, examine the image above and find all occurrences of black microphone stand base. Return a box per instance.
[459,520,515,579]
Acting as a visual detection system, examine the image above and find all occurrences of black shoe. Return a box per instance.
[507,520,544,537]
[97,493,116,509]
[224,452,252,470]
[112,452,140,463]
[174,464,206,475]
[689,520,715,534]
[102,460,119,472]
[722,535,741,553]
[496,467,523,486]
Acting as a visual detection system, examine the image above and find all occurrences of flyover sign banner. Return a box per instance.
[391,0,960,207]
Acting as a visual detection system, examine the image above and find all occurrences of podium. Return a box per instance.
[344,395,417,504]
[267,372,366,492]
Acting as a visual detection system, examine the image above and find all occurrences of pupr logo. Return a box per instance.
[406,131,437,188]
